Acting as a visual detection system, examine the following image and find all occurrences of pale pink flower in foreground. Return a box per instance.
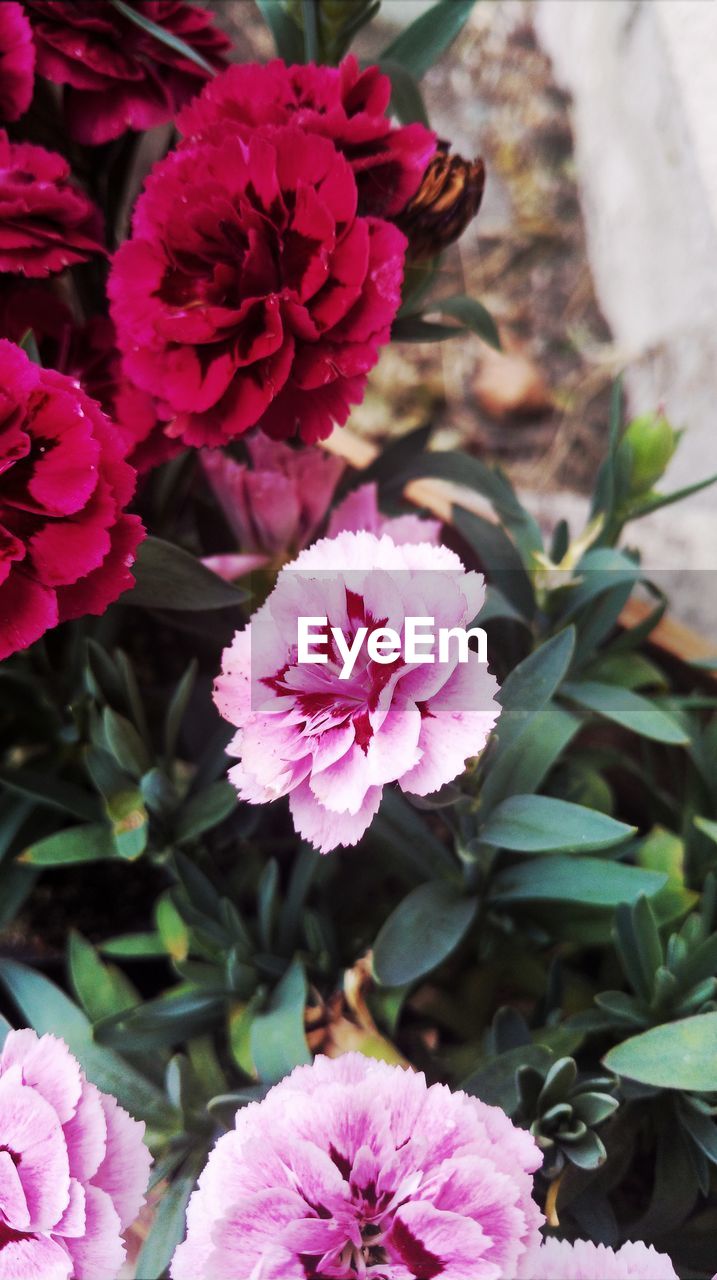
[201,438,344,579]
[171,1052,543,1280]
[519,1237,679,1280]
[214,530,500,853]
[328,481,442,546]
[0,1028,151,1279]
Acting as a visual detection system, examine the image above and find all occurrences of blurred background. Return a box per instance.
[212,0,717,630]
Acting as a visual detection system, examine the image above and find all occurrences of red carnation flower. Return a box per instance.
[0,339,144,661]
[178,55,437,219]
[26,0,231,146]
[0,2,35,123]
[0,131,104,276]
[109,125,407,446]
[0,282,175,472]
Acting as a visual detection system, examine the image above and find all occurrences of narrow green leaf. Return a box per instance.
[126,537,247,611]
[431,295,501,350]
[109,0,216,73]
[164,659,197,763]
[373,882,478,986]
[250,959,311,1084]
[562,681,689,745]
[0,770,100,823]
[175,781,237,844]
[380,0,475,79]
[378,58,429,125]
[603,1013,717,1092]
[491,857,667,909]
[134,1148,209,1280]
[103,708,151,778]
[69,931,138,1024]
[452,506,534,618]
[480,795,635,854]
[101,933,166,959]
[20,823,117,867]
[0,960,177,1132]
[479,702,580,812]
[255,0,305,60]
[492,628,576,755]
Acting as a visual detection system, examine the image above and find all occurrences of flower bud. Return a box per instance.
[395,141,485,260]
[619,412,678,495]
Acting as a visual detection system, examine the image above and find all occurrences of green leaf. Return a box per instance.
[480,703,580,812]
[20,823,117,867]
[69,931,137,1024]
[492,628,576,756]
[164,659,197,763]
[134,1147,209,1280]
[380,0,476,79]
[175,781,237,844]
[491,856,667,909]
[0,960,177,1133]
[126,537,247,611]
[0,769,100,823]
[562,681,689,745]
[680,1103,717,1166]
[367,789,457,880]
[695,817,717,847]
[301,0,319,59]
[378,58,429,125]
[382,450,543,559]
[106,789,148,860]
[603,1013,717,1091]
[101,933,166,959]
[430,295,501,350]
[250,959,311,1084]
[452,506,534,618]
[19,328,41,364]
[103,708,151,778]
[480,795,635,854]
[392,315,465,342]
[373,882,478,986]
[108,0,216,73]
[0,1015,11,1050]
[255,0,305,60]
[626,471,717,520]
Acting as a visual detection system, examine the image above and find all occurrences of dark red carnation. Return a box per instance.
[0,2,35,123]
[109,124,407,447]
[177,55,436,219]
[0,131,104,276]
[26,0,230,146]
[0,282,177,472]
[0,339,145,660]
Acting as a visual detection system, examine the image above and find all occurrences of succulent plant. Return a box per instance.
[515,1057,618,1178]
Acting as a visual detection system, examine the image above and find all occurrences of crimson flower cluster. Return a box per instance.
[110,58,436,447]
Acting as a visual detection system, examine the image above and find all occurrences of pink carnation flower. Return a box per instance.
[214,530,500,853]
[0,1028,151,1279]
[171,1052,543,1280]
[519,1237,679,1280]
[202,438,345,577]
[328,481,442,546]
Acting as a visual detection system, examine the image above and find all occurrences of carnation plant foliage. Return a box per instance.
[0,2,716,1278]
